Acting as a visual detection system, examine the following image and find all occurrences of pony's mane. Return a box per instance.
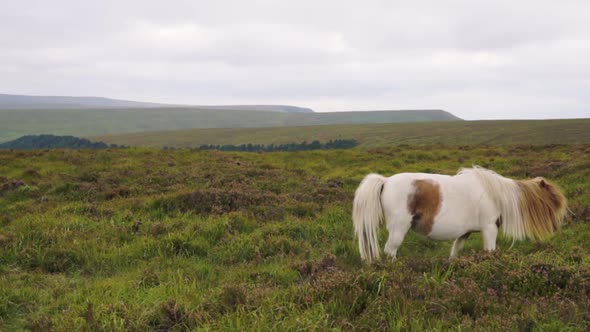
[516,179,566,240]
[458,166,566,241]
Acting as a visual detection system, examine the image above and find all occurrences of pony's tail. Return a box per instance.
[353,173,386,263]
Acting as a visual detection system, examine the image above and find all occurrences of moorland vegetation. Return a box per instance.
[1,143,590,330]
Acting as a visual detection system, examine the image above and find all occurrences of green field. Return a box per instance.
[1,142,590,330]
[93,118,590,148]
[0,108,458,143]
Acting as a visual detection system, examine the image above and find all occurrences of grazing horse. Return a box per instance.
[353,166,567,263]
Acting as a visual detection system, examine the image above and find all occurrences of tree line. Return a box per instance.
[0,134,121,150]
[198,139,358,152]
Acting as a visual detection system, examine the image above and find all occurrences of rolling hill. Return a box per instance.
[92,118,590,148]
[0,93,168,109]
[0,93,313,113]
[0,108,459,143]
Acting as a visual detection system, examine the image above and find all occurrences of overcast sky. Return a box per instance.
[1,1,589,119]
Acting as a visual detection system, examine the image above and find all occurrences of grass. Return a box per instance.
[0,108,458,143]
[0,144,589,330]
[91,118,590,148]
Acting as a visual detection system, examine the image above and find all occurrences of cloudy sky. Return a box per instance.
[1,0,589,119]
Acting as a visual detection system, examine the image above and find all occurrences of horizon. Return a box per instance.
[1,92,589,121]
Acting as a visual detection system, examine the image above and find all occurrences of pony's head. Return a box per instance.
[517,176,567,240]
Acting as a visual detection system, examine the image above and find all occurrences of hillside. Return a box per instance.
[0,93,313,113]
[1,144,589,330]
[190,105,313,113]
[0,108,459,143]
[0,93,167,109]
[93,118,590,148]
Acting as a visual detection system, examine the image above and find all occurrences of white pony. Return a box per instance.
[353,166,567,262]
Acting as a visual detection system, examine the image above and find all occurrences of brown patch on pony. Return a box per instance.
[516,177,567,240]
[407,179,442,236]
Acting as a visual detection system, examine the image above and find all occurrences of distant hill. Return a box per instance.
[0,93,167,109]
[0,108,459,143]
[0,134,113,150]
[0,93,312,113]
[189,105,313,113]
[92,119,590,148]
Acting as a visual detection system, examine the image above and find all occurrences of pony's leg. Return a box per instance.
[482,224,498,251]
[450,239,464,259]
[384,219,411,261]
[449,232,471,259]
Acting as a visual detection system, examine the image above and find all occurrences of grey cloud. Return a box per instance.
[0,0,589,119]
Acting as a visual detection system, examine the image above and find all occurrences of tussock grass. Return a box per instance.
[1,144,589,330]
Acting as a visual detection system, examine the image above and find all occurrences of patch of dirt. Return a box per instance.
[327,178,344,188]
[294,254,336,280]
[0,178,25,196]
